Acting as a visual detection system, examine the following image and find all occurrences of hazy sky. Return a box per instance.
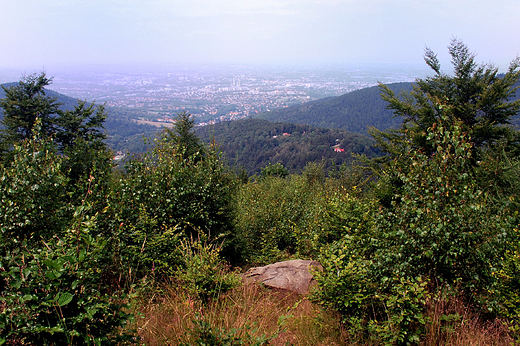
[1,0,519,70]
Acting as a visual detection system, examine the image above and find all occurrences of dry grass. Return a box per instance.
[421,295,514,346]
[135,282,348,345]
[133,282,516,345]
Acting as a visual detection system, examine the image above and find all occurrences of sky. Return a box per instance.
[1,0,519,71]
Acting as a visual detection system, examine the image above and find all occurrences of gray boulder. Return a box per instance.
[243,259,322,295]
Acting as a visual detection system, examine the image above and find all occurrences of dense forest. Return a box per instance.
[255,82,413,133]
[196,118,379,175]
[1,40,520,345]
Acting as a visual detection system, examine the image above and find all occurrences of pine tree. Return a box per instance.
[55,100,108,152]
[165,111,203,160]
[374,39,520,158]
[0,72,61,160]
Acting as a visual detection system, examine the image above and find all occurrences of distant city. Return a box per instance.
[3,64,429,126]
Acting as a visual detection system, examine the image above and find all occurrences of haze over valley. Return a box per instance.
[0,63,428,127]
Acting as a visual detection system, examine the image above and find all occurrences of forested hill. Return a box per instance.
[196,118,379,175]
[0,84,157,153]
[255,79,520,133]
[255,82,414,133]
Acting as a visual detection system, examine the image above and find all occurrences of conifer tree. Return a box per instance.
[0,72,61,160]
[55,100,108,152]
[374,39,520,158]
[165,111,203,160]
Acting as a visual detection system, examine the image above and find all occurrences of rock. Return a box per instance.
[243,259,322,295]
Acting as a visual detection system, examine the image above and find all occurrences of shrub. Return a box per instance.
[233,174,328,264]
[0,210,134,345]
[174,239,240,302]
[0,133,70,248]
[314,116,517,344]
[110,132,236,279]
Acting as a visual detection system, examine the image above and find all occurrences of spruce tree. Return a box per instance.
[165,111,203,160]
[0,72,61,160]
[374,39,520,158]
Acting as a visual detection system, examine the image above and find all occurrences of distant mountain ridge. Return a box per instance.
[254,80,520,132]
[254,82,414,133]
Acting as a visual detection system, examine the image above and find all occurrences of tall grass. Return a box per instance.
[133,281,515,345]
[135,282,347,345]
[421,295,513,346]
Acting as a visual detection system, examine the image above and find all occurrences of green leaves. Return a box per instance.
[315,115,518,343]
[377,39,520,162]
[56,292,74,307]
[0,216,134,345]
[0,134,70,246]
[111,129,235,279]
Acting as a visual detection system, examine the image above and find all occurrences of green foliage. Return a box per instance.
[0,128,70,246]
[315,115,517,344]
[111,131,235,279]
[371,118,512,291]
[0,72,61,157]
[314,237,430,345]
[260,162,288,179]
[165,111,203,160]
[55,100,108,152]
[0,73,113,225]
[56,100,113,206]
[0,210,134,345]
[491,226,520,336]
[61,137,114,210]
[0,119,112,248]
[234,175,322,264]
[377,39,520,158]
[0,116,133,344]
[183,315,274,346]
[233,166,371,264]
[196,118,379,176]
[174,240,240,301]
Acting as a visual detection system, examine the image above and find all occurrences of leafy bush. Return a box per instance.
[314,116,517,344]
[174,239,240,301]
[233,161,373,265]
[0,120,113,250]
[111,132,235,279]
[372,118,512,290]
[0,134,70,247]
[0,210,134,345]
[233,174,326,264]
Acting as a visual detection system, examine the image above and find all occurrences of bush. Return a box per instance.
[110,133,236,280]
[233,161,373,265]
[233,173,327,264]
[0,134,70,248]
[314,116,517,344]
[0,210,134,345]
[174,239,240,302]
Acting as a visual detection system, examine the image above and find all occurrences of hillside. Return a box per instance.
[196,118,378,175]
[255,80,520,132]
[0,84,157,153]
[255,82,414,133]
